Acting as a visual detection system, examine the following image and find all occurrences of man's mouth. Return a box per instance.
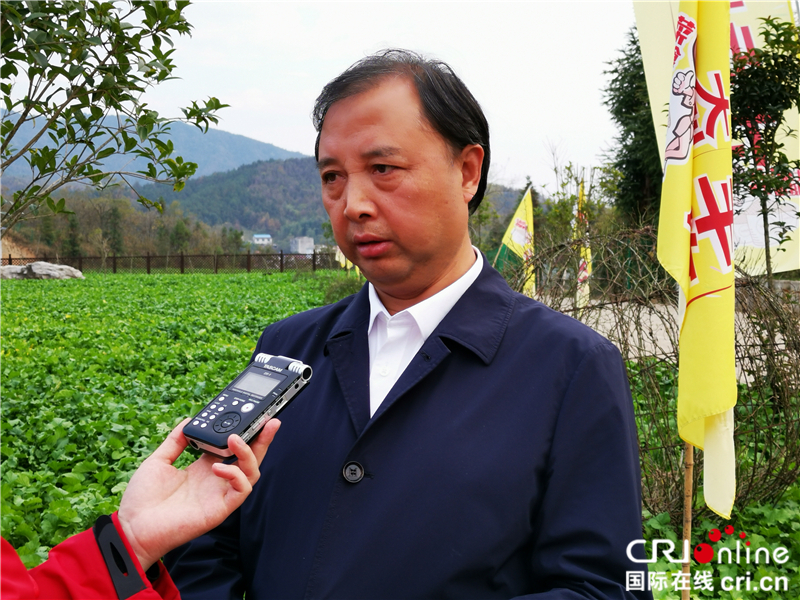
[353,234,391,258]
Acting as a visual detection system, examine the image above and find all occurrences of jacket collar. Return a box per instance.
[326,281,371,342]
[323,257,518,434]
[430,256,517,365]
[325,255,517,366]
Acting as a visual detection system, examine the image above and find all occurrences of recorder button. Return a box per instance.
[213,412,241,433]
[241,402,255,413]
[342,461,364,484]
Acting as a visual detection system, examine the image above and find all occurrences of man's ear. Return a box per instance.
[459,144,484,206]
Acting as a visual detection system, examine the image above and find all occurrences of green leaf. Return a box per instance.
[73,460,98,473]
[96,147,115,160]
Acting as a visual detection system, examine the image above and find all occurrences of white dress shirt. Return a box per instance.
[367,249,483,416]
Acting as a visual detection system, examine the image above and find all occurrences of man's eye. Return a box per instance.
[321,172,338,184]
[373,164,395,174]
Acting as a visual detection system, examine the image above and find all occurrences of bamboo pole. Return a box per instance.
[682,442,694,600]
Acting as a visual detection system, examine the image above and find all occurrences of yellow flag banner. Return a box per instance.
[335,246,348,269]
[336,246,360,274]
[636,0,799,275]
[657,0,737,519]
[500,185,535,296]
[574,181,592,310]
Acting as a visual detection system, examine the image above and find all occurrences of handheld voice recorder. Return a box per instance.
[183,353,312,457]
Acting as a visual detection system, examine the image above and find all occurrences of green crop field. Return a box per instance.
[0,271,354,567]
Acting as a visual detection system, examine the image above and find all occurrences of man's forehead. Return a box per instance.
[317,79,445,160]
[333,73,417,109]
[331,76,418,113]
[317,146,402,170]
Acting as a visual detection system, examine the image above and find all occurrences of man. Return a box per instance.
[166,49,651,600]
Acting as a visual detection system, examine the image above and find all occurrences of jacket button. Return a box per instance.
[342,461,364,483]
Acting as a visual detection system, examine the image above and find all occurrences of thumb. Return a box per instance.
[148,418,192,466]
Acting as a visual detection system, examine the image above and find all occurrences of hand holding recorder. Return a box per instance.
[121,352,310,569]
[118,418,281,571]
[2,419,280,600]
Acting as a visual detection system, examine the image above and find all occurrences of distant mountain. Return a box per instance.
[136,157,326,248]
[129,123,309,175]
[488,185,521,218]
[1,117,308,183]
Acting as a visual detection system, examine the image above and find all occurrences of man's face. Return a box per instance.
[317,76,482,305]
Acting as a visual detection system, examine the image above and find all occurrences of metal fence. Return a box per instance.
[1,251,340,274]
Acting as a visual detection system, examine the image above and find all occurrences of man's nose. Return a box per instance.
[343,175,377,221]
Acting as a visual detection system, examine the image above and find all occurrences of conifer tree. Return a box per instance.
[603,28,663,225]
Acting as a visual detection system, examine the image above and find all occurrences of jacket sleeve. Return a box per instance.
[162,507,245,599]
[517,343,653,600]
[1,513,179,600]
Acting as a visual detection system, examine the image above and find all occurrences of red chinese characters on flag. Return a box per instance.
[790,169,800,197]
[686,175,734,292]
[674,15,698,63]
[577,259,590,284]
[684,211,700,285]
[730,22,755,53]
[676,14,697,44]
[693,71,730,147]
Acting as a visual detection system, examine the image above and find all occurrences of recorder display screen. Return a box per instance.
[233,371,284,397]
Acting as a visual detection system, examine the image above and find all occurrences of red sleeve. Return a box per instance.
[1,514,179,600]
[111,513,180,600]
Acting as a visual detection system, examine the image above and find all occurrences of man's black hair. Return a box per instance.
[312,49,491,214]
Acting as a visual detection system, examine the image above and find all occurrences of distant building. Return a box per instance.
[253,234,273,247]
[290,236,314,254]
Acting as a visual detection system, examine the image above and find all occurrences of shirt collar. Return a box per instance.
[367,248,483,339]
[325,250,518,367]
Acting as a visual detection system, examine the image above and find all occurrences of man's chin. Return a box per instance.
[357,263,414,292]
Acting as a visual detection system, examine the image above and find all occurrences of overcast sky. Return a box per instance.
[145,1,637,193]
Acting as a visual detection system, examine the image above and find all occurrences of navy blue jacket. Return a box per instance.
[165,261,651,599]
